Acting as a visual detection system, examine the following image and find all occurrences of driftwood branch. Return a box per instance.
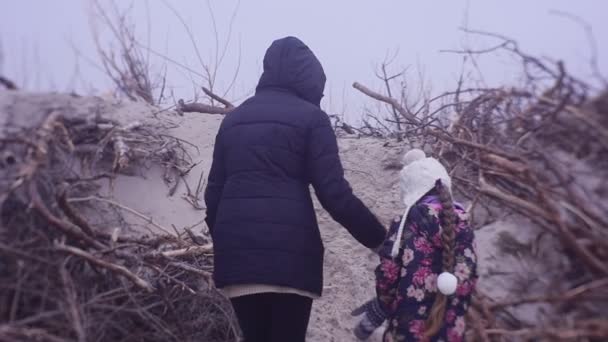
[30,182,105,250]
[485,319,608,339]
[0,75,18,90]
[490,278,608,309]
[0,326,68,342]
[177,87,235,115]
[54,243,155,293]
[203,87,234,109]
[57,188,96,237]
[68,196,173,235]
[169,262,213,285]
[155,244,213,258]
[59,265,86,342]
[353,82,420,124]
[177,99,232,115]
[539,95,608,146]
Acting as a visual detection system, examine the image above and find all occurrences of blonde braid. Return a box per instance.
[423,180,457,339]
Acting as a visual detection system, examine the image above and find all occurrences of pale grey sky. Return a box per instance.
[1,0,606,119]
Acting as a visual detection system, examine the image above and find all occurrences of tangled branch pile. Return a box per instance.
[355,35,608,341]
[0,109,239,342]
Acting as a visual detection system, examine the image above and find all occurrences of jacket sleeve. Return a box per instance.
[306,111,386,248]
[374,218,405,315]
[204,130,226,235]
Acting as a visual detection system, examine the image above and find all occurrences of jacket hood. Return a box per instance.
[256,36,326,106]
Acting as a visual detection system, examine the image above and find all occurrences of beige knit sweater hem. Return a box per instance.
[220,284,320,299]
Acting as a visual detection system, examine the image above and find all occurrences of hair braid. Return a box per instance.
[423,179,458,340]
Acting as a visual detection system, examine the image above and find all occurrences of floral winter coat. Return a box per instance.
[375,196,477,342]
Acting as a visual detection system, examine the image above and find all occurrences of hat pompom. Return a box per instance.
[437,272,458,295]
[402,149,426,166]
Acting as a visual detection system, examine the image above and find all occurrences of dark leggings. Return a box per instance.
[230,293,313,342]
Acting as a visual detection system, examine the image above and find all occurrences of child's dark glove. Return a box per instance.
[351,298,387,340]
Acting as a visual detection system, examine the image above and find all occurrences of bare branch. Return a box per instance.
[153,244,213,258]
[55,243,155,293]
[490,278,608,309]
[202,87,234,108]
[177,99,232,115]
[550,10,608,87]
[353,82,419,124]
[0,75,18,90]
[67,196,173,235]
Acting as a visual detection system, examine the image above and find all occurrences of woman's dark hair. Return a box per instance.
[423,179,457,339]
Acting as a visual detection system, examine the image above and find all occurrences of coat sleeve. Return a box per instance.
[306,111,386,248]
[374,218,405,314]
[204,130,226,235]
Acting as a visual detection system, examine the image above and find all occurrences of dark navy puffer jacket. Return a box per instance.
[205,37,386,296]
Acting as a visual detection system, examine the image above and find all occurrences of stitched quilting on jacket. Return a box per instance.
[375,196,478,342]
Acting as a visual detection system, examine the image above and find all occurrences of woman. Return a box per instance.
[204,36,386,342]
[353,149,478,341]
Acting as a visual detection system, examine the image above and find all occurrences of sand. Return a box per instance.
[0,91,552,341]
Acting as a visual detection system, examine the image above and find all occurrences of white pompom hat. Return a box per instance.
[391,149,452,256]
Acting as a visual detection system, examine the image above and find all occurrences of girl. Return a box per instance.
[353,149,478,341]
